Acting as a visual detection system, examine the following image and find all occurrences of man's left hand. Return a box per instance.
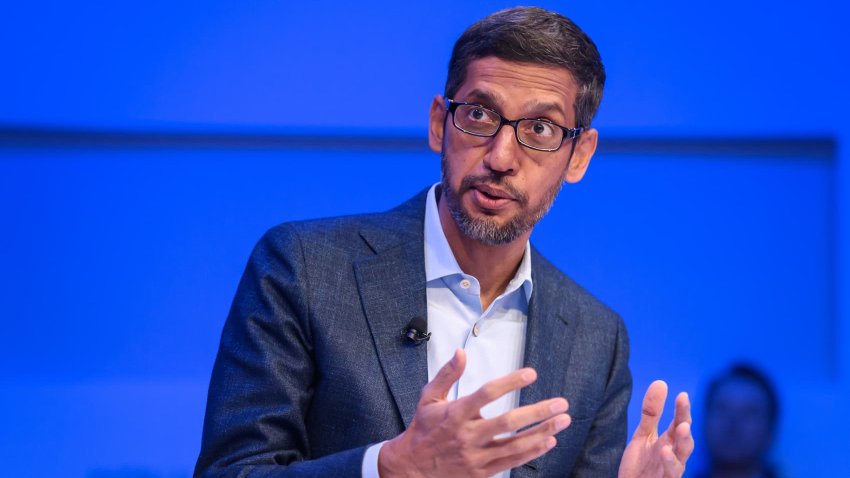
[618,380,694,478]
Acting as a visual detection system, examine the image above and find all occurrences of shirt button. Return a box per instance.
[472,324,481,336]
[460,279,471,289]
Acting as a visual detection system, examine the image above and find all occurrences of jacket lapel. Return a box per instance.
[354,216,429,429]
[514,250,579,475]
[351,190,581,461]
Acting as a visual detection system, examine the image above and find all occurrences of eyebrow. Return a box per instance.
[462,89,505,109]
[459,89,570,124]
[523,99,567,120]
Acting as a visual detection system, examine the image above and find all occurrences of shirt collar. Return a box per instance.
[423,183,533,302]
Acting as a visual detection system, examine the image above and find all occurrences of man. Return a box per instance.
[195,7,694,478]
[694,364,780,478]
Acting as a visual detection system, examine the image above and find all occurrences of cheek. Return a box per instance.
[704,416,726,442]
[526,166,563,194]
[530,155,569,181]
[739,416,771,441]
[444,126,473,151]
[444,147,482,178]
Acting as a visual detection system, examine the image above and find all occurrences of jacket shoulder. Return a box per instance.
[531,247,623,328]
[258,188,429,254]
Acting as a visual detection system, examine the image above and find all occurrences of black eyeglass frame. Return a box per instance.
[445,98,583,153]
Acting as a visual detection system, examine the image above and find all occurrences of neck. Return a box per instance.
[437,193,529,310]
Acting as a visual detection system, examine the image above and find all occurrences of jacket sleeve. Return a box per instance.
[569,315,632,477]
[194,224,367,478]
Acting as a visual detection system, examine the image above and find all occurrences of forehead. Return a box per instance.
[454,56,579,119]
[711,378,771,408]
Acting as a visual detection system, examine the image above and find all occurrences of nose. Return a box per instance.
[482,123,521,175]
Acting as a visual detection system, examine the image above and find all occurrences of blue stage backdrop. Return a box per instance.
[1,1,848,477]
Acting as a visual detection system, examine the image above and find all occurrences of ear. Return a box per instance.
[564,127,598,183]
[428,95,446,153]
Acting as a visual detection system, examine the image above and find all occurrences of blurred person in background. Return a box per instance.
[693,364,780,478]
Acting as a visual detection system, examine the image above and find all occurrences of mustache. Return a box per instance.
[458,173,528,205]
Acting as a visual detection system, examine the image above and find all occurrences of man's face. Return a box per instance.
[704,378,774,466]
[428,56,597,245]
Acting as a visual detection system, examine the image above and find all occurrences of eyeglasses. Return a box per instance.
[445,99,583,152]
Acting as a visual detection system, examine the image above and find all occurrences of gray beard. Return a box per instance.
[439,153,566,246]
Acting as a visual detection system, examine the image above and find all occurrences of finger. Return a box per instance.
[661,444,685,477]
[677,392,692,425]
[481,433,559,477]
[454,368,538,417]
[419,349,466,405]
[673,421,695,464]
[475,397,569,439]
[633,380,668,439]
[666,391,692,436]
[490,412,571,450]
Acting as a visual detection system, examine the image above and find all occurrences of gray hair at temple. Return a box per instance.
[445,6,606,129]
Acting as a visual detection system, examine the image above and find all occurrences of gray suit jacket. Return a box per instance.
[195,189,631,478]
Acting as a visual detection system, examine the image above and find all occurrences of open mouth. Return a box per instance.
[479,189,503,200]
[470,184,515,210]
[474,183,514,201]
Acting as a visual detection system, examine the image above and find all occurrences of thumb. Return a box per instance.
[633,380,668,440]
[419,348,466,405]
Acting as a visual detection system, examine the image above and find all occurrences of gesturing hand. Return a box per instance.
[618,381,694,478]
[378,349,571,478]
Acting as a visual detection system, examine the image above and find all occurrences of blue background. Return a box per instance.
[1,1,848,477]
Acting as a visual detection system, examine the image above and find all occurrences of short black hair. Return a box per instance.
[705,363,780,429]
[445,6,605,128]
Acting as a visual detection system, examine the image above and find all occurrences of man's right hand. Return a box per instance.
[377,349,571,478]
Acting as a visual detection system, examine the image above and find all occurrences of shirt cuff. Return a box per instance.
[361,440,387,478]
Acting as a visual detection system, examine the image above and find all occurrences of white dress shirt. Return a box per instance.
[362,184,533,478]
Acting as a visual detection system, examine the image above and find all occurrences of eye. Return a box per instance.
[468,107,488,122]
[525,120,556,137]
